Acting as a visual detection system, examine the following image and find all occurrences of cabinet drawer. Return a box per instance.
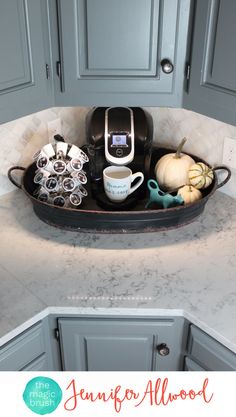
[0,322,45,371]
[187,325,236,371]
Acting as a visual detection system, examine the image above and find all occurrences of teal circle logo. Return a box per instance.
[23,376,62,415]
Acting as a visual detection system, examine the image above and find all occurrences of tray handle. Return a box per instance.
[213,165,231,189]
[7,166,25,189]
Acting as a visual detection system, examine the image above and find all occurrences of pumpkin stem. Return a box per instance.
[175,137,187,158]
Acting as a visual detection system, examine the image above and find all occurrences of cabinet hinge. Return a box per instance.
[45,64,50,80]
[56,60,64,92]
[54,328,60,341]
[56,61,61,78]
[186,64,191,81]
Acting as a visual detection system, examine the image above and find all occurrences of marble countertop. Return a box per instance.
[0,189,236,352]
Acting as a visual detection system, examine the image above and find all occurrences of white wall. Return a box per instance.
[1,106,236,198]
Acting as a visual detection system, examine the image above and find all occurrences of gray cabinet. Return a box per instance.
[184,0,236,126]
[2,1,236,126]
[185,325,236,371]
[184,356,206,371]
[54,0,190,107]
[58,316,186,371]
[0,321,53,371]
[0,0,53,123]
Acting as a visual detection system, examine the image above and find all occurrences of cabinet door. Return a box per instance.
[187,325,236,371]
[54,0,190,107]
[184,0,236,126]
[0,0,53,123]
[58,317,185,371]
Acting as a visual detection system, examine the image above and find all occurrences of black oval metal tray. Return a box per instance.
[8,148,230,233]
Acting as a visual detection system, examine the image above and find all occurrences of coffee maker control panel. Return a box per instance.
[105,107,134,165]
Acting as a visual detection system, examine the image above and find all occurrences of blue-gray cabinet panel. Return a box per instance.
[184,356,206,371]
[78,0,159,76]
[58,317,185,371]
[0,0,31,92]
[0,318,56,371]
[21,354,48,371]
[0,323,45,371]
[0,0,53,123]
[184,0,236,126]
[187,325,236,371]
[54,0,190,107]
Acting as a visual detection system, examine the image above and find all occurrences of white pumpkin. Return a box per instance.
[188,162,214,189]
[155,138,195,190]
[177,185,202,204]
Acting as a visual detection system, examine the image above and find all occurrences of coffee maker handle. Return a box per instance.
[129,172,144,196]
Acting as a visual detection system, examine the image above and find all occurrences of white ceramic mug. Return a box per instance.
[103,166,144,203]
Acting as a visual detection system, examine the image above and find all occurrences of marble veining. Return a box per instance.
[0,189,236,352]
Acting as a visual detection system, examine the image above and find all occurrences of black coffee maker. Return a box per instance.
[86,107,153,209]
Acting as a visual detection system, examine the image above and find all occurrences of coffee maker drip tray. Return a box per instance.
[93,185,138,211]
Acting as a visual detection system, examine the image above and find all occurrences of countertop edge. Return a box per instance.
[1,307,235,355]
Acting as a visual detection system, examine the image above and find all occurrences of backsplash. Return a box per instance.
[1,106,236,198]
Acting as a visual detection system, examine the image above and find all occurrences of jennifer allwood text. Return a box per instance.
[63,377,214,413]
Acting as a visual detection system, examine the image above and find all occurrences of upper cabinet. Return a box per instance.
[53,0,191,107]
[184,0,236,126]
[0,0,53,123]
[2,0,236,127]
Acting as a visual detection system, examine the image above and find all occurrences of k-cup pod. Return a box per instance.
[70,170,87,184]
[56,142,68,159]
[53,195,66,207]
[33,144,55,161]
[38,192,50,203]
[33,170,51,185]
[36,156,53,170]
[37,189,53,204]
[52,159,67,175]
[67,144,81,159]
[66,158,83,173]
[78,149,89,163]
[41,143,56,159]
[69,193,82,207]
[44,177,60,192]
[75,184,88,197]
[62,177,76,192]
[33,149,46,161]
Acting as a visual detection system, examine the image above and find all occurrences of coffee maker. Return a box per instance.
[86,107,153,208]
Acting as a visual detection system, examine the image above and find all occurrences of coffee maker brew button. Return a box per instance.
[116,148,123,157]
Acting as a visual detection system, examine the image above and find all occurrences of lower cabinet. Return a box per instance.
[184,356,205,371]
[57,316,187,371]
[1,316,236,371]
[0,321,53,371]
[185,325,236,371]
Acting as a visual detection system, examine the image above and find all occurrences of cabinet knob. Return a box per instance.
[161,59,174,74]
[156,343,170,356]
